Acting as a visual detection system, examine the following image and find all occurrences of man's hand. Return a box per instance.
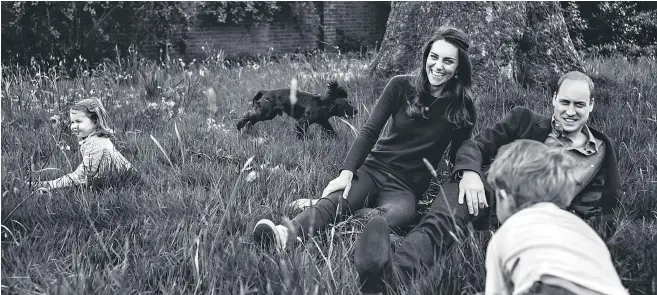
[458,170,488,216]
[321,170,354,199]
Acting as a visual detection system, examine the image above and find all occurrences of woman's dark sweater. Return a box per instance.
[340,75,473,195]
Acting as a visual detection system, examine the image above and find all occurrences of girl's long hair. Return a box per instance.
[71,98,114,138]
[407,26,476,129]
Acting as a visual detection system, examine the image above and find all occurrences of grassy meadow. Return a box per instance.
[1,50,656,295]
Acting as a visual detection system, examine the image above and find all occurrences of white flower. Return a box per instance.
[253,137,267,145]
[48,114,60,126]
[245,171,258,183]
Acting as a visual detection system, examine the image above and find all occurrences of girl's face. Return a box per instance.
[425,39,459,88]
[70,110,97,140]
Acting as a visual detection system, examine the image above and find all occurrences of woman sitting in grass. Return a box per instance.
[483,139,628,295]
[32,98,135,191]
[252,26,478,252]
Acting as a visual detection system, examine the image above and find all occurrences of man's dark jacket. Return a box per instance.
[452,106,622,236]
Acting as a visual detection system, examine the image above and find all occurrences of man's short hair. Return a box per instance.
[556,71,595,96]
[486,139,578,210]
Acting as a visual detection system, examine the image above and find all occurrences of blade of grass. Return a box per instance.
[337,118,358,138]
[174,121,185,165]
[150,134,174,167]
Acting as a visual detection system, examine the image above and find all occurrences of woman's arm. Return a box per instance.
[340,76,403,175]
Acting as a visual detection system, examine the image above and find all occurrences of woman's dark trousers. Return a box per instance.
[291,162,418,238]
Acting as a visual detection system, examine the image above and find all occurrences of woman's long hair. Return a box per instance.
[71,98,114,138]
[407,27,476,129]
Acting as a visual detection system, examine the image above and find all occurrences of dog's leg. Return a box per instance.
[236,112,258,130]
[318,119,337,137]
[295,119,311,139]
[236,108,278,131]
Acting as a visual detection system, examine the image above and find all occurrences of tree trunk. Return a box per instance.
[517,1,583,91]
[369,1,582,90]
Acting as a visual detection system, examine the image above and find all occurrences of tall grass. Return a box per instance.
[1,51,656,295]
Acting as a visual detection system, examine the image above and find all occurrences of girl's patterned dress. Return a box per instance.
[45,134,133,188]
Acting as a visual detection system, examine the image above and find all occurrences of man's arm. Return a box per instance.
[452,106,531,179]
[448,125,474,168]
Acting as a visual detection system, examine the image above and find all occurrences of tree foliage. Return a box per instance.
[1,1,196,67]
[2,1,656,69]
[562,1,657,57]
[196,1,318,26]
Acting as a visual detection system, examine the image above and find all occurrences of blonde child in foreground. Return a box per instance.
[34,98,134,191]
[484,139,628,295]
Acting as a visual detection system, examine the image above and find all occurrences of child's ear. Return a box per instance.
[499,189,516,208]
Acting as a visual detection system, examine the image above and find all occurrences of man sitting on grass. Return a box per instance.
[482,139,628,295]
[353,71,623,294]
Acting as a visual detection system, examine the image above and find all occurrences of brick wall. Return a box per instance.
[322,1,390,51]
[183,21,318,59]
[154,1,390,61]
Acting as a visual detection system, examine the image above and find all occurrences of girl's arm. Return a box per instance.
[41,163,85,189]
[339,75,403,176]
[41,139,109,189]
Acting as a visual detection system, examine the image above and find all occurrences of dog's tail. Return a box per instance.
[251,90,265,105]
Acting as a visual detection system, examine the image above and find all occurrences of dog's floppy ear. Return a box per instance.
[324,81,341,102]
[326,81,339,91]
[252,90,266,105]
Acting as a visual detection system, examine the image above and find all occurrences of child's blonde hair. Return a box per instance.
[71,98,113,138]
[486,139,578,210]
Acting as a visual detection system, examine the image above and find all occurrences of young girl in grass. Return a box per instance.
[253,26,478,252]
[33,98,134,191]
[484,139,628,295]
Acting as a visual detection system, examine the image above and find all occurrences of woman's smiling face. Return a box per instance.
[425,39,459,87]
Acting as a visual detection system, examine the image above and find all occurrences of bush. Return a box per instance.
[1,2,196,68]
[562,1,657,58]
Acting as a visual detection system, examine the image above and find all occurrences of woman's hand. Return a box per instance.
[321,170,354,199]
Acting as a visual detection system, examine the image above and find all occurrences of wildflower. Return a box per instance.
[290,78,298,105]
[253,137,267,145]
[49,114,61,127]
[245,171,259,183]
[59,143,71,151]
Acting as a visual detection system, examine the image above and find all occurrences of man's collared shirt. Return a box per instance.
[544,117,606,197]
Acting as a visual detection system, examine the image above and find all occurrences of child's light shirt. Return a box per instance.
[484,202,628,295]
[46,134,133,188]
